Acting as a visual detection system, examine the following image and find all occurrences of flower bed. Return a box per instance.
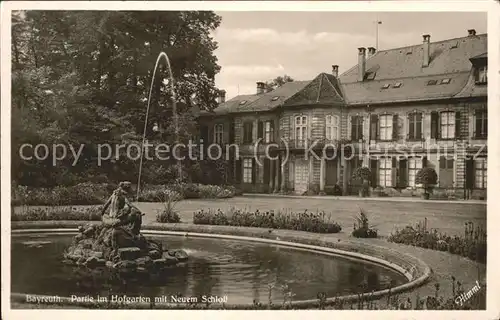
[388,219,486,263]
[12,183,239,206]
[12,206,102,221]
[193,208,342,233]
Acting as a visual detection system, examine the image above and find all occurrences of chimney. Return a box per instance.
[367,47,376,58]
[422,34,430,67]
[256,82,265,94]
[358,47,366,82]
[468,29,476,36]
[217,90,226,104]
[332,65,339,78]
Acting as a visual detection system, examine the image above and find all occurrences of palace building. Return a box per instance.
[198,29,487,199]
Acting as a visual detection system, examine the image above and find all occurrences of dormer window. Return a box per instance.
[427,80,438,86]
[381,83,390,89]
[475,66,487,84]
[393,82,402,88]
[440,78,451,84]
[239,100,247,105]
[271,96,279,101]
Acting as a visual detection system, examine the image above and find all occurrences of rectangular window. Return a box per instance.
[475,110,487,139]
[295,116,307,147]
[408,112,423,140]
[440,112,455,139]
[408,158,423,187]
[475,158,487,189]
[475,66,487,84]
[379,115,393,141]
[264,120,274,143]
[243,122,253,144]
[326,115,339,140]
[243,158,253,183]
[214,124,224,144]
[379,158,392,187]
[351,116,363,141]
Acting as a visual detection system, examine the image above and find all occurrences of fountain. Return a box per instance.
[63,52,188,275]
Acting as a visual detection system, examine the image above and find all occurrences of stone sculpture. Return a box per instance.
[63,181,188,273]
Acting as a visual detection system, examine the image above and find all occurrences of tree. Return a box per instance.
[264,74,294,92]
[11,11,223,187]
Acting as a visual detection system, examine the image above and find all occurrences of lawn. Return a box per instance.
[13,196,486,238]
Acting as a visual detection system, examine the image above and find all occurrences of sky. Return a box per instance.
[212,11,487,99]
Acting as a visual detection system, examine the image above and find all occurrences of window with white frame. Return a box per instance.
[295,115,307,147]
[440,112,455,139]
[474,110,487,139]
[214,124,224,144]
[243,158,253,183]
[475,66,487,84]
[379,158,392,187]
[379,115,393,141]
[475,158,487,189]
[408,158,423,187]
[264,120,274,143]
[325,115,339,140]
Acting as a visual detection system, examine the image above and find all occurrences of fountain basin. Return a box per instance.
[11,224,431,309]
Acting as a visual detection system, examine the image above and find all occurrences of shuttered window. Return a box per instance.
[379,115,393,141]
[475,110,487,139]
[408,112,423,140]
[440,112,455,139]
[214,124,224,144]
[326,115,339,140]
[295,116,307,147]
[408,158,423,187]
[351,116,363,141]
[243,158,253,183]
[243,122,253,144]
[475,158,487,189]
[264,120,274,143]
[379,158,392,187]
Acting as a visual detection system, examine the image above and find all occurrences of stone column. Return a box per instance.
[268,159,274,193]
[274,158,280,193]
[319,158,325,193]
[342,157,348,195]
[280,155,286,193]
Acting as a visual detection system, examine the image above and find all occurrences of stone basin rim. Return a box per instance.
[11,227,432,309]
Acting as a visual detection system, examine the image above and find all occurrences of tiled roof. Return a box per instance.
[283,73,345,107]
[454,70,487,98]
[207,80,310,115]
[339,34,487,105]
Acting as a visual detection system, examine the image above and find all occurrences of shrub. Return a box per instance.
[352,167,372,182]
[193,208,342,234]
[352,167,372,197]
[415,167,438,198]
[14,182,238,206]
[155,192,181,223]
[388,218,486,263]
[352,208,378,238]
[325,184,343,196]
[12,206,102,221]
[12,183,115,206]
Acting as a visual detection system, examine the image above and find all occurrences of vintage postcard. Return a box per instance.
[1,1,499,320]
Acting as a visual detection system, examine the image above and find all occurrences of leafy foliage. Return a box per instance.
[388,218,486,263]
[12,206,102,221]
[352,207,378,238]
[415,168,438,188]
[193,208,342,233]
[12,11,223,187]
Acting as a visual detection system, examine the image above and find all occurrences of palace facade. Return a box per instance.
[198,29,488,199]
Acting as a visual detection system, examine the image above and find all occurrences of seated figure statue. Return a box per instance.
[100,181,144,248]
